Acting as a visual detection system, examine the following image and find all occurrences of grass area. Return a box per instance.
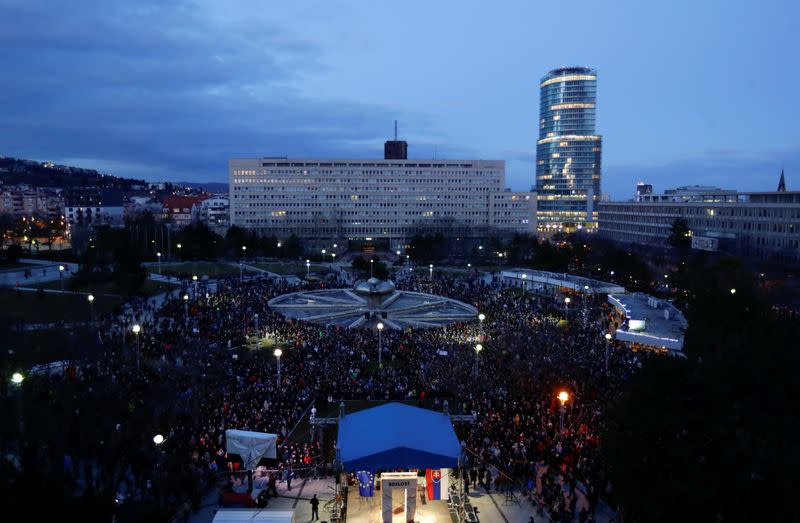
[151,261,254,277]
[33,278,178,297]
[0,288,123,323]
[242,335,281,351]
[253,262,332,274]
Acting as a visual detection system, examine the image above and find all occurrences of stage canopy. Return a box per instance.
[225,429,277,470]
[337,402,461,471]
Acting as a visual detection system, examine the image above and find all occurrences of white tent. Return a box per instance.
[212,509,295,523]
[225,429,277,470]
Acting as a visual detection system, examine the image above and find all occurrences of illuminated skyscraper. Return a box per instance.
[534,66,602,232]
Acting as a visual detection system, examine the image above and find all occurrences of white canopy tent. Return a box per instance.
[225,429,278,470]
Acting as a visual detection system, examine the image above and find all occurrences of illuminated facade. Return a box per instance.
[534,67,602,232]
[229,157,536,245]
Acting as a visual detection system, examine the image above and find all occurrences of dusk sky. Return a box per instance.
[1,0,798,198]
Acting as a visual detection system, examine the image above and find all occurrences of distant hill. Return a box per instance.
[173,181,229,194]
[0,155,146,188]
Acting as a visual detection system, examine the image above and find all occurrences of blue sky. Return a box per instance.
[1,0,797,198]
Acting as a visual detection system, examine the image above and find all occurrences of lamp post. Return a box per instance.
[132,324,141,369]
[241,245,247,263]
[59,264,65,291]
[156,251,162,275]
[11,372,24,435]
[331,252,336,266]
[564,297,571,316]
[177,243,182,261]
[377,322,384,365]
[370,259,374,278]
[183,294,189,330]
[730,288,737,295]
[153,434,165,445]
[254,313,259,335]
[274,348,283,388]
[558,391,569,432]
[521,273,527,293]
[604,332,612,373]
[429,264,433,280]
[478,313,485,340]
[474,343,483,374]
[306,259,311,277]
[87,294,95,323]
[192,274,198,298]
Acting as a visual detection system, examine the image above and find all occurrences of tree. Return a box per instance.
[668,217,691,249]
[3,244,24,264]
[604,257,800,522]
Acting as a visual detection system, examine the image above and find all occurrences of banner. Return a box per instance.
[425,468,449,500]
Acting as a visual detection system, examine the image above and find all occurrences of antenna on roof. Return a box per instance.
[394,120,397,141]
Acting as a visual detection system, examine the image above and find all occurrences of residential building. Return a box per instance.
[64,188,125,227]
[196,196,230,228]
[160,195,208,227]
[598,178,800,263]
[0,185,63,219]
[229,153,535,247]
[534,66,602,233]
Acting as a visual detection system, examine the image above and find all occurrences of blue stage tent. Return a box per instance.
[337,402,461,471]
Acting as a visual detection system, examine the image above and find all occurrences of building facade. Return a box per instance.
[598,185,800,263]
[64,189,125,227]
[534,67,602,233]
[229,157,535,245]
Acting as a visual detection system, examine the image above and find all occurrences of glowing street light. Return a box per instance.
[156,252,162,275]
[183,294,189,329]
[274,348,283,387]
[429,263,433,279]
[558,390,569,432]
[377,322,384,365]
[521,273,527,292]
[604,332,613,372]
[474,343,483,374]
[11,372,24,385]
[564,296,571,316]
[132,324,141,369]
[306,259,311,277]
[370,258,374,278]
[153,434,165,445]
[478,312,486,339]
[59,264,65,291]
[88,294,95,323]
[730,288,737,295]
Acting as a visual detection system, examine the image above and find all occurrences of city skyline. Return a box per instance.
[1,0,798,199]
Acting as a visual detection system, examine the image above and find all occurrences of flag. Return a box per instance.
[426,468,449,500]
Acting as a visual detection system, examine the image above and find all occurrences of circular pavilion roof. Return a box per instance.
[268,279,478,329]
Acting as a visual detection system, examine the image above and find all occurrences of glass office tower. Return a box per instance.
[535,66,602,232]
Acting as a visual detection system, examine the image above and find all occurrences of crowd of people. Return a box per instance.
[23,263,650,521]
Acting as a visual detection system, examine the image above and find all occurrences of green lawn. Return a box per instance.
[34,278,177,297]
[151,262,254,277]
[253,262,332,274]
[0,288,123,323]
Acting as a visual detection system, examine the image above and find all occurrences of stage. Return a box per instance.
[345,482,452,523]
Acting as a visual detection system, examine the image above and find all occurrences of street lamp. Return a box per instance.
[153,434,165,445]
[604,332,612,373]
[254,313,259,334]
[192,274,198,298]
[306,259,311,277]
[370,259,374,278]
[87,294,95,323]
[183,294,189,329]
[11,372,24,385]
[474,343,483,374]
[156,252,162,275]
[564,297,571,316]
[730,288,737,295]
[521,273,527,293]
[429,263,433,280]
[478,313,485,339]
[274,348,283,387]
[377,322,384,365]
[467,263,471,268]
[557,391,569,432]
[132,324,141,369]
[59,264,65,291]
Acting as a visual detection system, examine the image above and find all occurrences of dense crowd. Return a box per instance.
[28,266,648,521]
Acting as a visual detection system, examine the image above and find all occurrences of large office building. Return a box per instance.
[230,149,535,248]
[598,179,800,263]
[534,66,602,233]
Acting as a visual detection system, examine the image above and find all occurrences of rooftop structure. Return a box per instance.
[607,293,687,352]
[500,268,626,295]
[267,278,478,329]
